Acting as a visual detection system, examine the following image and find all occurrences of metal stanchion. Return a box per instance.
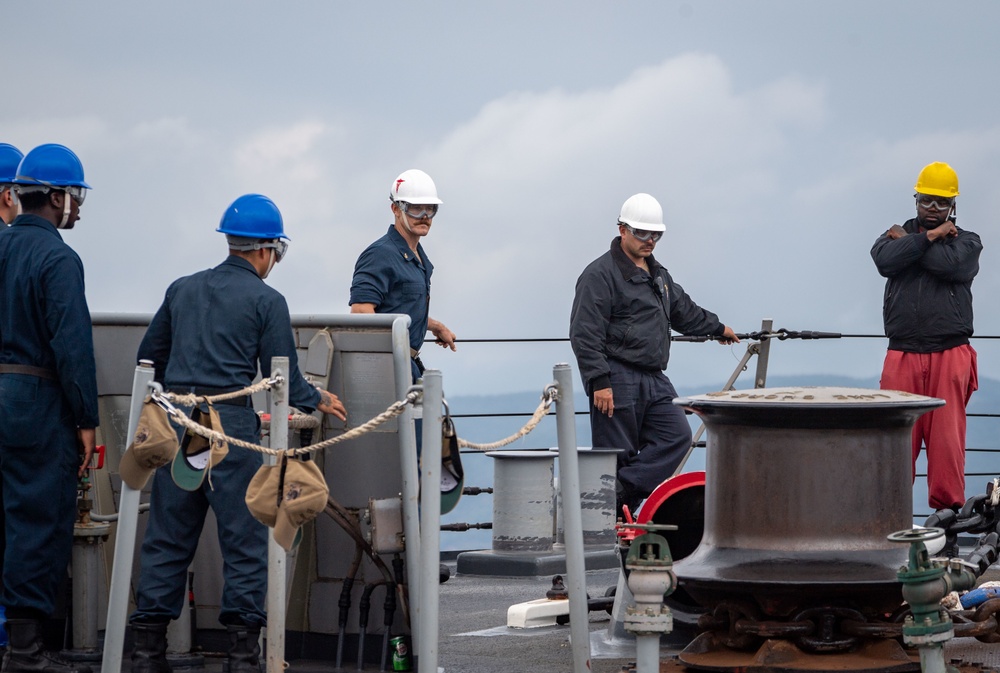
[266,357,289,673]
[417,369,443,673]
[101,360,157,673]
[553,363,592,673]
[392,316,422,651]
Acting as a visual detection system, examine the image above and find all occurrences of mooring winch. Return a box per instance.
[669,386,943,672]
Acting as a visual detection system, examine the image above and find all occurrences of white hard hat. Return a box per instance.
[389,169,443,205]
[618,193,665,232]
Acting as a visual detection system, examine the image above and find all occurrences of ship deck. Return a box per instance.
[109,562,1000,673]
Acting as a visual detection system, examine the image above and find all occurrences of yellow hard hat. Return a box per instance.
[914,162,959,198]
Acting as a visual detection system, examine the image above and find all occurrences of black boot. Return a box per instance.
[129,621,170,673]
[225,624,262,673]
[1,619,91,673]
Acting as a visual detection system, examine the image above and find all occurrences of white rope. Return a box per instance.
[165,376,282,407]
[152,389,420,457]
[457,386,558,451]
[260,413,322,430]
[151,383,558,458]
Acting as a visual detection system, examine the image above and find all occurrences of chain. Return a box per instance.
[703,599,1000,649]
[924,480,1000,577]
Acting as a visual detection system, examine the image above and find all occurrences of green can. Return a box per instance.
[390,635,411,671]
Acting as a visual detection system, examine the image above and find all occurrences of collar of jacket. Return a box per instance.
[386,224,426,264]
[221,254,265,278]
[609,236,661,281]
[10,213,63,241]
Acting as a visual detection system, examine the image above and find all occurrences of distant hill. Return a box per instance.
[449,373,1000,448]
[442,374,1000,551]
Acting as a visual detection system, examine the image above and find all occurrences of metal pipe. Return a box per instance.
[88,503,150,522]
[392,316,421,644]
[553,363,592,673]
[101,360,156,673]
[266,357,289,673]
[70,525,109,653]
[635,635,659,672]
[417,369,443,673]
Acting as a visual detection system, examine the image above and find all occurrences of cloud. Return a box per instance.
[11,46,1000,395]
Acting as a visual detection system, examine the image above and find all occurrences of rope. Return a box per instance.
[150,382,558,458]
[151,388,421,458]
[164,376,282,407]
[457,385,558,451]
[260,413,322,430]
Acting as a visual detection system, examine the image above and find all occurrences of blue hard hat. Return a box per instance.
[13,144,91,189]
[217,194,289,240]
[0,144,24,183]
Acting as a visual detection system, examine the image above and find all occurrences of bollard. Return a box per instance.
[551,447,618,547]
[488,451,555,552]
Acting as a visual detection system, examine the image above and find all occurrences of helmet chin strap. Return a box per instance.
[57,191,71,229]
[399,206,416,236]
[261,248,277,279]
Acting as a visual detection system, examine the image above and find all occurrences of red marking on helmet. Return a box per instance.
[395,179,405,193]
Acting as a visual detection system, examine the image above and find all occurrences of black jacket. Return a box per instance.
[871,218,981,353]
[570,237,724,393]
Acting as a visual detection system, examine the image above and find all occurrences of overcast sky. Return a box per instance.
[5,1,999,396]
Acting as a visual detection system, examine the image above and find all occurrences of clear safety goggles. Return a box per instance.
[622,223,663,243]
[398,201,438,220]
[228,237,288,262]
[915,194,954,211]
[65,185,87,206]
[13,184,87,205]
[265,239,289,262]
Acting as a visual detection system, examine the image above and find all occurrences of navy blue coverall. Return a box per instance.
[350,225,433,380]
[132,255,320,627]
[0,214,99,618]
[570,237,724,507]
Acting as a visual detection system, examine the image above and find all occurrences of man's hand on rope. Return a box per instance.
[318,390,347,421]
[77,428,97,478]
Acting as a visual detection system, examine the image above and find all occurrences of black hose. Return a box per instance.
[379,580,397,672]
[357,581,386,671]
[335,545,363,670]
[323,500,409,628]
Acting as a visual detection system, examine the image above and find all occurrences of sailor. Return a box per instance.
[129,194,347,673]
[0,144,96,673]
[349,169,457,380]
[872,162,981,516]
[570,193,738,516]
[0,145,23,226]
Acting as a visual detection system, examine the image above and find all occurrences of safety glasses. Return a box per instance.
[266,239,289,263]
[398,202,438,220]
[915,194,954,211]
[623,223,663,243]
[65,186,87,206]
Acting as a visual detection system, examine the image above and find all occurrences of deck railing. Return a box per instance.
[437,332,1000,537]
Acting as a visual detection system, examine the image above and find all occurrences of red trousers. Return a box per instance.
[880,345,978,510]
